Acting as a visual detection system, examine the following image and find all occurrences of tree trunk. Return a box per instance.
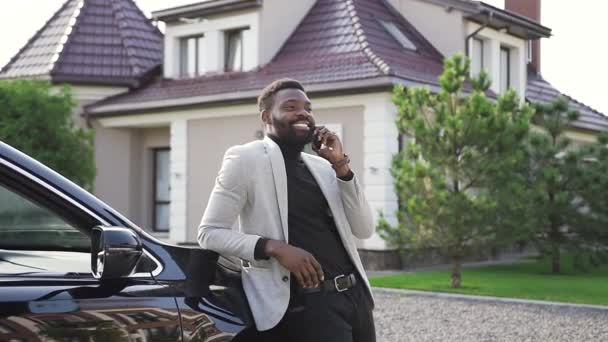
[451,255,462,288]
[551,245,561,274]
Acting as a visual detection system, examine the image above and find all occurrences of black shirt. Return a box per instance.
[254,136,355,281]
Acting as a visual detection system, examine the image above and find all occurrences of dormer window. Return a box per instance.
[180,35,205,77]
[225,28,248,72]
[379,20,416,51]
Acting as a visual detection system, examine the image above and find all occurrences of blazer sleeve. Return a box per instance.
[197,146,261,262]
[337,173,375,239]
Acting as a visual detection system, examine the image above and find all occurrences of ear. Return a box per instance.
[260,110,271,125]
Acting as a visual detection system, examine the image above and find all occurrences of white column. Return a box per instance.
[514,46,526,100]
[362,94,399,250]
[169,119,188,243]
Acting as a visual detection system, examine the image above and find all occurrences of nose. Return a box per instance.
[295,109,311,120]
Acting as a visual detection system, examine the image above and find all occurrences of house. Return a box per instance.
[2,0,606,268]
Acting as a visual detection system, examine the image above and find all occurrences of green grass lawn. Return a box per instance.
[369,255,608,306]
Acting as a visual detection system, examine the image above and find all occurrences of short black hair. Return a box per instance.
[257,78,305,112]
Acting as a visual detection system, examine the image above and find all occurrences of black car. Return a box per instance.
[0,141,258,341]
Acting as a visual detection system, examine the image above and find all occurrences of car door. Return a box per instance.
[0,154,182,341]
[0,141,255,341]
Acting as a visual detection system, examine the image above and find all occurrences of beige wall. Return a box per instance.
[187,114,263,241]
[61,85,127,129]
[92,123,140,219]
[92,124,169,231]
[186,106,365,242]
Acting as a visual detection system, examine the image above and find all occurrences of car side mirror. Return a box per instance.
[91,226,143,279]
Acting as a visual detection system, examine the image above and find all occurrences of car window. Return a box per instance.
[0,183,90,275]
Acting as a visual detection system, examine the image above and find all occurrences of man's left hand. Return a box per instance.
[312,126,351,177]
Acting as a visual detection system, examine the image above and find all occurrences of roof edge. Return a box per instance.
[474,2,552,39]
[0,0,75,75]
[345,0,391,75]
[417,0,551,39]
[50,0,85,76]
[86,76,442,117]
[51,74,140,88]
[152,0,262,22]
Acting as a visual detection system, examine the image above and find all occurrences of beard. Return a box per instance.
[282,125,314,146]
[271,116,315,148]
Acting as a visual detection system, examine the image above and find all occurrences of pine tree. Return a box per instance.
[389,55,532,288]
[525,98,608,273]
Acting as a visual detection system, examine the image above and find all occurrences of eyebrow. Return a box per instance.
[282,99,312,106]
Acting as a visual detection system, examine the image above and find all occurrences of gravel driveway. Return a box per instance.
[372,289,608,342]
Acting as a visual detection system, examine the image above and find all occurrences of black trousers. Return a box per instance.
[257,280,375,342]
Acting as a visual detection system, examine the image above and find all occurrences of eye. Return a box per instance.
[284,106,296,111]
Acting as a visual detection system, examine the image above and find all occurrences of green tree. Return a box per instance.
[577,133,608,251]
[519,98,604,274]
[525,100,608,273]
[0,80,95,190]
[388,55,532,288]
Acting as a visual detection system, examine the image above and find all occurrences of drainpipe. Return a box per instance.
[465,11,493,58]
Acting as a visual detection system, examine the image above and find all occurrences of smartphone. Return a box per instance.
[312,125,323,151]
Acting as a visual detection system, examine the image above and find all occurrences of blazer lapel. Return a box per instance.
[263,136,289,242]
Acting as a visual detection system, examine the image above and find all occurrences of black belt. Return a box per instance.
[298,273,357,294]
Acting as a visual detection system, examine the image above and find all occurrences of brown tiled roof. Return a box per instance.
[527,71,608,132]
[0,0,163,87]
[87,0,446,114]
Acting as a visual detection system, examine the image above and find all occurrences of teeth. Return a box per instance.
[293,124,309,128]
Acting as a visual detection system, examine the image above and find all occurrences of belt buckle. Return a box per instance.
[333,274,348,292]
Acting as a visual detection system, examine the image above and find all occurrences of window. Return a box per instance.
[471,37,485,77]
[379,20,417,50]
[500,46,511,93]
[180,35,205,77]
[0,182,90,275]
[225,28,247,72]
[153,148,171,232]
[0,184,88,251]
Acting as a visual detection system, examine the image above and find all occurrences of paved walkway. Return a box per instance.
[372,288,608,342]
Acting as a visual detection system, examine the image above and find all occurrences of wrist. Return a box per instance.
[334,165,351,178]
[331,153,350,177]
[264,240,284,258]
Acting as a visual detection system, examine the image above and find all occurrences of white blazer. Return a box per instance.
[198,136,375,331]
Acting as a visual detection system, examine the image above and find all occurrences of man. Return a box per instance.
[198,78,375,341]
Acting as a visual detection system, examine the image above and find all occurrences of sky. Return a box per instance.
[0,0,606,116]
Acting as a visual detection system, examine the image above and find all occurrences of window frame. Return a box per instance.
[152,147,171,232]
[224,27,248,72]
[179,34,205,78]
[471,37,485,76]
[378,20,417,51]
[0,164,97,252]
[500,46,512,93]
